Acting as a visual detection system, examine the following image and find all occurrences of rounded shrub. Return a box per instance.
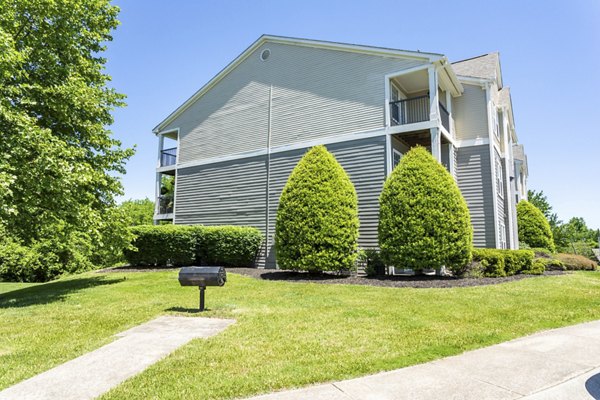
[378,146,473,275]
[517,201,555,252]
[275,145,359,272]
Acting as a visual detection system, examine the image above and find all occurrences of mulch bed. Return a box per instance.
[99,265,566,289]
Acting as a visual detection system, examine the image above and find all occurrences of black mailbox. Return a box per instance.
[179,266,226,287]
[178,266,226,311]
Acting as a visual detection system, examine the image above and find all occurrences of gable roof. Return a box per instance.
[452,53,503,88]
[153,35,453,133]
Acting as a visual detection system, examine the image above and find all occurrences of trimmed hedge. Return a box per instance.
[471,248,535,278]
[124,225,263,267]
[554,253,597,271]
[124,225,196,267]
[378,146,472,275]
[275,145,359,272]
[517,201,555,252]
[194,226,263,267]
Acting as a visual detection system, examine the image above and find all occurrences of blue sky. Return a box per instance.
[106,0,600,229]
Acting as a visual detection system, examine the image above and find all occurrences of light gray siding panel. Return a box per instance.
[454,84,489,141]
[265,136,386,267]
[456,145,495,248]
[174,156,267,229]
[164,42,427,163]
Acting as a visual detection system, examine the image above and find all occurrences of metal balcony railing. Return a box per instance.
[160,147,177,167]
[157,195,174,214]
[390,95,429,126]
[389,95,450,133]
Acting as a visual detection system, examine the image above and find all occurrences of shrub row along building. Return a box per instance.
[152,35,529,269]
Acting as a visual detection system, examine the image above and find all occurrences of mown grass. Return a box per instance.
[1,271,600,399]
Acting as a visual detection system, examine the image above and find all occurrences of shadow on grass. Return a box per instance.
[0,276,123,309]
[165,306,205,314]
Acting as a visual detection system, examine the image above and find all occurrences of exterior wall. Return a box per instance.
[175,155,268,227]
[163,42,427,164]
[174,136,386,268]
[456,145,496,248]
[453,83,489,141]
[494,149,506,248]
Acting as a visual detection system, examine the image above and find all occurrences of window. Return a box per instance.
[499,222,507,249]
[392,149,403,169]
[491,103,499,138]
[495,157,504,198]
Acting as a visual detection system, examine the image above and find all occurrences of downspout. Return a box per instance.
[265,85,273,268]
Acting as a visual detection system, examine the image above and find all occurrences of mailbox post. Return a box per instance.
[178,266,226,311]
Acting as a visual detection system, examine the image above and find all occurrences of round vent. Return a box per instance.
[260,49,271,61]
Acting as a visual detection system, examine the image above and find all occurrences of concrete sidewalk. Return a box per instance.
[246,320,600,400]
[0,316,235,400]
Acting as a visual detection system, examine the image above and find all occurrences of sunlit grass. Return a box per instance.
[2,271,600,399]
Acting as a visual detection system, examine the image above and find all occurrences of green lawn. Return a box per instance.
[2,271,600,399]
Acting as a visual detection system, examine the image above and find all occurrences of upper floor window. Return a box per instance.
[491,102,500,138]
[495,157,504,198]
[393,149,403,168]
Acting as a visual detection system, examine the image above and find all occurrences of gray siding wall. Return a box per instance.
[453,83,489,141]
[163,42,427,164]
[495,150,506,248]
[175,136,386,268]
[456,145,495,248]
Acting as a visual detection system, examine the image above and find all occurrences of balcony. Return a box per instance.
[389,95,450,133]
[157,195,174,215]
[160,147,177,167]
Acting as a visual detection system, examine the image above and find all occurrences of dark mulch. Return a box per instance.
[97,265,566,289]
[228,268,566,289]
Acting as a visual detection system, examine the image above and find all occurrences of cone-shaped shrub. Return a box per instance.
[275,145,359,272]
[517,200,555,252]
[378,146,473,274]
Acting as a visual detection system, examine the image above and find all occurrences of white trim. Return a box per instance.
[154,213,174,220]
[502,113,516,249]
[485,83,500,248]
[156,165,177,174]
[385,134,393,176]
[384,64,431,81]
[173,127,388,171]
[457,76,492,85]
[456,137,490,147]
[386,120,435,134]
[153,35,441,133]
[439,125,457,147]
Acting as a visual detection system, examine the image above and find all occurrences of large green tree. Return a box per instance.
[0,0,133,280]
[119,199,155,226]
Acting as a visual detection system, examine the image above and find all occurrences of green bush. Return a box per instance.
[517,201,555,252]
[124,225,196,267]
[124,225,264,268]
[521,259,546,275]
[194,226,263,267]
[471,248,535,277]
[501,249,534,275]
[472,249,506,277]
[275,145,359,272]
[357,249,386,276]
[378,146,472,275]
[0,240,44,282]
[554,253,597,271]
[532,257,565,272]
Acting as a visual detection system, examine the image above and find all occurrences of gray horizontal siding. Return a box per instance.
[454,83,489,141]
[174,136,386,268]
[456,145,495,248]
[163,42,426,163]
[174,156,267,228]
